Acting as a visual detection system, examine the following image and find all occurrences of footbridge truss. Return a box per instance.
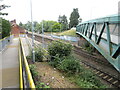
[76,14,120,72]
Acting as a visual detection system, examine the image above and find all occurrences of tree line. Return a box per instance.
[19,8,82,33]
[0,5,11,39]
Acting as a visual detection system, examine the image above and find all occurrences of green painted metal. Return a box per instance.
[96,23,105,44]
[106,23,111,55]
[112,44,120,58]
[76,14,120,72]
[89,23,94,39]
[94,23,97,42]
[78,14,119,24]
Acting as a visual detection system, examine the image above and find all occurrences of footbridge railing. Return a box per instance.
[19,37,35,89]
[0,35,14,51]
[76,14,120,72]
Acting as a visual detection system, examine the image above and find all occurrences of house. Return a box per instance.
[10,19,25,37]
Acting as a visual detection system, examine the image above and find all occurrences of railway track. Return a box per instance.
[74,48,120,88]
[80,61,120,88]
[74,46,112,67]
[27,35,120,88]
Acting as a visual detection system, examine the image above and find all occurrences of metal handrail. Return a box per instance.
[19,39,23,89]
[19,37,35,89]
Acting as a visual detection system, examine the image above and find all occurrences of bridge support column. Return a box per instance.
[77,35,100,54]
[77,35,87,47]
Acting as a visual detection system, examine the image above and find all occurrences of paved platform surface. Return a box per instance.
[1,37,19,88]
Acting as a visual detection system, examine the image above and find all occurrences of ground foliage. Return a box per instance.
[48,40,107,88]
[29,64,50,88]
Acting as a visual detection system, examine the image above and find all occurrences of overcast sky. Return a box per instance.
[1,0,119,24]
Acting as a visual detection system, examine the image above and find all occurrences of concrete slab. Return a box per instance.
[21,37,30,56]
[1,38,19,88]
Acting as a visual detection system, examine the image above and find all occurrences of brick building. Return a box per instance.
[11,19,25,37]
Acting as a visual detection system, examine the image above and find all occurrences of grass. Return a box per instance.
[58,29,77,37]
[44,29,77,37]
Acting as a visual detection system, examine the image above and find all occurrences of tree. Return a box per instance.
[34,20,57,33]
[2,18,11,38]
[19,22,23,27]
[21,20,59,33]
[58,15,68,31]
[24,21,32,31]
[58,15,62,23]
[69,8,80,28]
[52,23,60,32]
[0,5,10,16]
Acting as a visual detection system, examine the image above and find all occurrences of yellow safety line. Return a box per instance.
[20,38,35,89]
[7,45,18,48]
[19,38,23,89]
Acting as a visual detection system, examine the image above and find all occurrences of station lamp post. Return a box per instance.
[30,0,35,63]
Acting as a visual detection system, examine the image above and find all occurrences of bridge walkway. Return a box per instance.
[2,37,19,88]
[1,36,30,88]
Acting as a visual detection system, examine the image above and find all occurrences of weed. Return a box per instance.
[29,64,50,88]
[36,82,50,88]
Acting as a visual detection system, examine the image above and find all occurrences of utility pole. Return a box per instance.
[50,23,53,36]
[42,21,44,48]
[30,0,35,63]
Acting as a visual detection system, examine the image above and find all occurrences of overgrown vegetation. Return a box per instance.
[29,64,50,88]
[84,41,95,54]
[27,40,106,88]
[48,40,72,58]
[47,40,106,88]
[57,56,83,74]
[28,47,44,62]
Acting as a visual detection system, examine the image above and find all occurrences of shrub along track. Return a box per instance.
[27,34,120,88]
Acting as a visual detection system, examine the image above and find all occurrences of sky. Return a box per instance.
[0,0,120,24]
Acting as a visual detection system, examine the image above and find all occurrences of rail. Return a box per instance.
[19,37,35,89]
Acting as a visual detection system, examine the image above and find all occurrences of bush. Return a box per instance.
[28,47,44,62]
[84,42,94,53]
[34,47,44,62]
[49,54,60,67]
[58,56,83,74]
[48,40,72,59]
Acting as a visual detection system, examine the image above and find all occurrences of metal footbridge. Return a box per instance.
[76,14,120,72]
[0,35,35,88]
